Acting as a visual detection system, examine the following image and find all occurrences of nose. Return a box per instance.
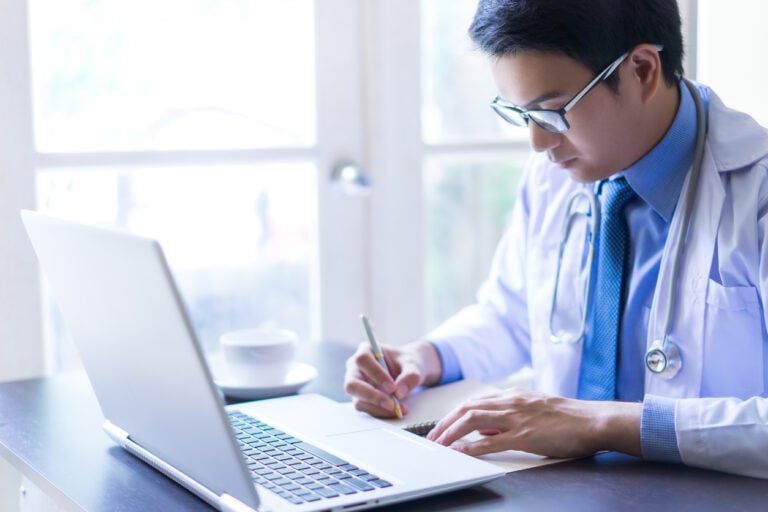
[528,122,561,153]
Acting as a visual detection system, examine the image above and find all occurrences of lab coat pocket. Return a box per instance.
[701,279,764,398]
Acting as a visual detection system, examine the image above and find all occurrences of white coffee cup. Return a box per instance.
[220,328,297,387]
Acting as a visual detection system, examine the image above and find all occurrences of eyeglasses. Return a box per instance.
[490,47,661,134]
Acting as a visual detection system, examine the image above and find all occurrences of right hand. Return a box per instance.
[343,342,436,418]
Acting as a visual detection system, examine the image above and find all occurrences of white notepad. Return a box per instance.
[377,379,571,473]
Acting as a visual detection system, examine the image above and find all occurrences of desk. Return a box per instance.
[0,341,765,511]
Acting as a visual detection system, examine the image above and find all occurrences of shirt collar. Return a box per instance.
[621,80,697,222]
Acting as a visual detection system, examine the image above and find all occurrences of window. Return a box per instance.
[420,0,528,330]
[5,0,768,381]
[695,0,768,126]
[25,0,367,372]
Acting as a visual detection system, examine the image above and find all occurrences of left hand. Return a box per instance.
[426,388,642,459]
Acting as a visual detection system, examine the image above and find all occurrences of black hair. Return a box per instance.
[468,0,684,89]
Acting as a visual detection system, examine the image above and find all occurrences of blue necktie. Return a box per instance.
[578,177,636,400]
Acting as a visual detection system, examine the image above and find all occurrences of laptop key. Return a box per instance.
[329,483,357,495]
[314,487,339,498]
[294,442,348,466]
[345,477,375,491]
[302,492,322,502]
[231,413,393,504]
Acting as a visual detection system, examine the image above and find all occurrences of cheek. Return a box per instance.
[570,110,631,170]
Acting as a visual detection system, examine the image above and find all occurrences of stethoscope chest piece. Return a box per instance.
[645,337,682,379]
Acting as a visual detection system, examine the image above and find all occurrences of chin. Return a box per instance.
[563,163,612,184]
[564,167,597,183]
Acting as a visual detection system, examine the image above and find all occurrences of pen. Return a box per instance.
[360,314,403,419]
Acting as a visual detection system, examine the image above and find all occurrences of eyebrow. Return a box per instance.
[521,90,569,110]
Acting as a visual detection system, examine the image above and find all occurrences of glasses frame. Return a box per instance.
[490,45,663,134]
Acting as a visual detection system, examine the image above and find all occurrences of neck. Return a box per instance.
[636,81,681,158]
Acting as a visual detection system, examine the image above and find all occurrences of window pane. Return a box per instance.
[697,0,768,126]
[421,0,524,144]
[423,156,526,329]
[37,164,317,369]
[29,0,316,152]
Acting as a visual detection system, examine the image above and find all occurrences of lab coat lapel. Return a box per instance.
[645,144,724,397]
[529,176,588,398]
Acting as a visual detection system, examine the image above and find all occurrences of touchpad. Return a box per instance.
[325,428,437,473]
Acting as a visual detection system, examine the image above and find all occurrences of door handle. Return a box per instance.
[330,162,371,197]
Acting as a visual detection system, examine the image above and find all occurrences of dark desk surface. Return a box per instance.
[0,341,766,511]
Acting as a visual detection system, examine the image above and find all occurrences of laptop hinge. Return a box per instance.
[221,493,262,512]
[103,420,130,447]
[102,421,261,511]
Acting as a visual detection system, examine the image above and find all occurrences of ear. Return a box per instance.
[626,44,663,103]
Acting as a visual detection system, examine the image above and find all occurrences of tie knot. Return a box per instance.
[600,177,636,216]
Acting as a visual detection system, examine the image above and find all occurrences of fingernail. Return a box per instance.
[380,399,393,410]
[395,384,408,399]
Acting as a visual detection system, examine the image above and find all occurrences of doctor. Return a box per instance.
[344,0,768,478]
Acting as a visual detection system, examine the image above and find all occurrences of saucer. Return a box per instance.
[213,362,318,401]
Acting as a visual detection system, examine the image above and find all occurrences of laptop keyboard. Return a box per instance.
[229,411,393,505]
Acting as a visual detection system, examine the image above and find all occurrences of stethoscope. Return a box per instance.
[548,78,708,380]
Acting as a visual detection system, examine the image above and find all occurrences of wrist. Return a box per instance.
[593,401,643,456]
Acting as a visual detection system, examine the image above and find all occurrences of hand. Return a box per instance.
[344,341,441,418]
[426,388,642,459]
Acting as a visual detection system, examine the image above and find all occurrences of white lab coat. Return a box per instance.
[429,89,768,477]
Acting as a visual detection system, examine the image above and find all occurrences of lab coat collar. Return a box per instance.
[706,88,768,172]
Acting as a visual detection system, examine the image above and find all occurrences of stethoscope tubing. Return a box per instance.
[548,78,708,379]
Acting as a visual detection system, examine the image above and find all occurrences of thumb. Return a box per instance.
[393,364,421,400]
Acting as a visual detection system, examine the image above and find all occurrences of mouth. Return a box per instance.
[551,156,577,169]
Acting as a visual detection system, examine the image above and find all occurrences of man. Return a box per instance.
[345,0,768,477]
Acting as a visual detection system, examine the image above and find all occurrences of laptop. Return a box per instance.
[21,210,504,512]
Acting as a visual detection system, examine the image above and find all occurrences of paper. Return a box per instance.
[377,380,570,473]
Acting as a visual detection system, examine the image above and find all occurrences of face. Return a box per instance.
[491,51,641,182]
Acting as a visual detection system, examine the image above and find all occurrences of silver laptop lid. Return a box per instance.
[21,210,259,509]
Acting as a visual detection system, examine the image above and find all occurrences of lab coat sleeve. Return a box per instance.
[675,396,768,478]
[425,165,534,382]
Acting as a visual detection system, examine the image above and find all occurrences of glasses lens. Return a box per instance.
[491,104,528,128]
[528,111,568,133]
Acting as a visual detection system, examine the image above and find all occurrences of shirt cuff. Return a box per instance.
[431,340,463,385]
[640,394,683,463]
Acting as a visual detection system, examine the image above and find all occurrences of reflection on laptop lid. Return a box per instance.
[21,210,503,512]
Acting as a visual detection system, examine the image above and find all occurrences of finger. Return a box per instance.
[346,343,397,394]
[434,409,508,447]
[451,433,511,457]
[426,402,471,441]
[351,393,411,418]
[392,368,420,400]
[344,374,398,411]
[426,397,506,441]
